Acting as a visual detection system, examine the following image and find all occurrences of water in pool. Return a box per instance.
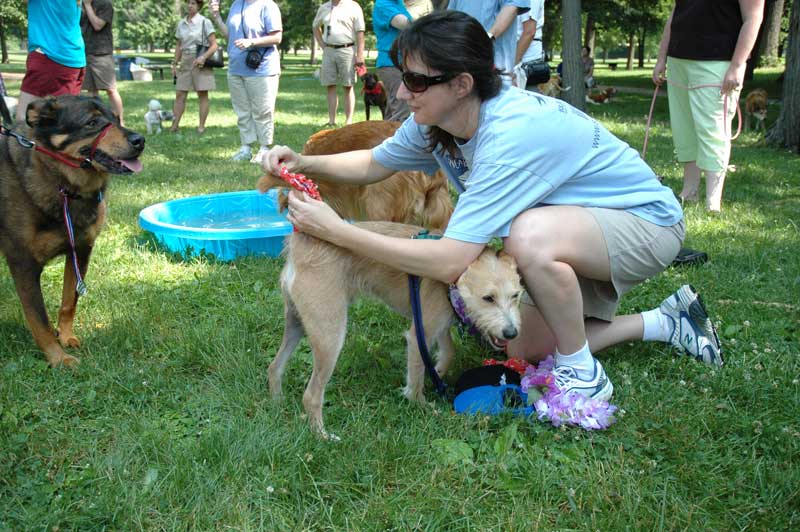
[177,213,285,230]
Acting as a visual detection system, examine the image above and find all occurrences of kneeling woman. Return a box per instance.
[263,11,722,401]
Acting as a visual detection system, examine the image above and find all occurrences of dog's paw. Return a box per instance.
[48,353,80,368]
[58,333,81,349]
[401,384,427,404]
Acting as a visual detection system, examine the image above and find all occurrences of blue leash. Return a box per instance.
[408,230,448,397]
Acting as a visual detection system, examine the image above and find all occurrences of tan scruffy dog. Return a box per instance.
[268,221,524,439]
[257,121,453,230]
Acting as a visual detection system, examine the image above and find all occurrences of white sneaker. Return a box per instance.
[231,147,252,162]
[250,147,270,165]
[660,284,723,366]
[553,358,614,401]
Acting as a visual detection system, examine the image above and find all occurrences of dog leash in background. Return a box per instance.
[641,79,742,159]
[408,230,448,398]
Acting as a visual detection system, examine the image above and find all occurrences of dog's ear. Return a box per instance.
[495,249,518,269]
[26,97,60,129]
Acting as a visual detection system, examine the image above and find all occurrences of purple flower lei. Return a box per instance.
[448,285,481,338]
[520,356,619,430]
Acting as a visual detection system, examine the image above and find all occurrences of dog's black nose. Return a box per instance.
[502,326,518,340]
[128,133,145,151]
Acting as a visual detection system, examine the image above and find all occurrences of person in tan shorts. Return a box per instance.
[171,0,218,134]
[81,0,124,124]
[312,0,365,127]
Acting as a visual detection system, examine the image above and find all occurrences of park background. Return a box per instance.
[1,1,799,530]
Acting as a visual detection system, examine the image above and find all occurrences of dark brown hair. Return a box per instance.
[390,10,502,156]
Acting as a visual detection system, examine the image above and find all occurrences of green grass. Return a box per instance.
[1,53,799,531]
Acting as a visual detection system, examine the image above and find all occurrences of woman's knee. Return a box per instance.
[505,213,554,267]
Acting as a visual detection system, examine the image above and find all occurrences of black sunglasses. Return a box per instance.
[401,71,456,93]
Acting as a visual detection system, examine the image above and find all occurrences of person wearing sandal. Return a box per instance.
[171,0,218,134]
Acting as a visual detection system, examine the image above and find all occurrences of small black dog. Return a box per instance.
[360,72,387,121]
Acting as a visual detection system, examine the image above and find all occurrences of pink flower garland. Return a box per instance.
[520,356,619,430]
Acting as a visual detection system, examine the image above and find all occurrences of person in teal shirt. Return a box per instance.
[17,0,86,122]
[373,0,413,121]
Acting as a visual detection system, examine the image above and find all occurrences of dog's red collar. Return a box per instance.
[362,85,383,96]
[0,123,113,170]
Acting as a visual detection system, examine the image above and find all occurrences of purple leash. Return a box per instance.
[59,188,88,296]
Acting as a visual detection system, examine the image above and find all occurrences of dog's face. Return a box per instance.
[26,95,144,175]
[362,72,380,91]
[147,99,162,112]
[455,250,524,350]
[746,90,768,119]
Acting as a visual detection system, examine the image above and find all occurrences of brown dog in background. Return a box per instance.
[269,221,524,438]
[537,75,570,98]
[744,89,768,132]
[360,71,388,120]
[0,95,145,366]
[586,87,617,104]
[257,121,453,230]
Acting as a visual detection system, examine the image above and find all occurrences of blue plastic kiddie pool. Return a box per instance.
[138,189,292,261]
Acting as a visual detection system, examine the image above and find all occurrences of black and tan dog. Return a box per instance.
[0,95,145,367]
[360,71,388,120]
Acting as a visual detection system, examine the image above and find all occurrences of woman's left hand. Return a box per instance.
[193,56,206,68]
[722,62,745,94]
[234,38,252,50]
[286,191,346,242]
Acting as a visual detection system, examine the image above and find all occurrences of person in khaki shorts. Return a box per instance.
[171,0,218,134]
[81,0,124,125]
[312,0,365,127]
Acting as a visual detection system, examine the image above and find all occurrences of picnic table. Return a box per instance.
[142,63,172,80]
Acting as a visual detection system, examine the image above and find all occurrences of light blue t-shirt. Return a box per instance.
[373,0,412,69]
[373,87,684,244]
[27,0,85,68]
[226,0,282,77]
[447,0,529,73]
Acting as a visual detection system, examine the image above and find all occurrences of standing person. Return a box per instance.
[171,0,218,134]
[16,0,85,122]
[514,0,544,90]
[312,0,366,127]
[582,46,595,88]
[210,0,282,164]
[447,0,530,75]
[81,0,124,125]
[265,11,724,402]
[373,0,413,122]
[653,0,764,212]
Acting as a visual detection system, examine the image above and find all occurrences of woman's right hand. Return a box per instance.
[171,64,177,76]
[264,145,302,176]
[652,58,666,86]
[210,0,221,16]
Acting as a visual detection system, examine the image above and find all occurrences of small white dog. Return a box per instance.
[144,99,174,134]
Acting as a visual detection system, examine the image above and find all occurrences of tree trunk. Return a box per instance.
[626,32,635,70]
[562,0,585,110]
[637,28,646,68]
[584,13,595,53]
[759,0,785,66]
[0,21,7,64]
[766,0,800,152]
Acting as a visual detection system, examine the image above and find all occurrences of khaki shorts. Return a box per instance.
[320,46,356,87]
[522,208,685,321]
[82,54,116,91]
[176,52,216,92]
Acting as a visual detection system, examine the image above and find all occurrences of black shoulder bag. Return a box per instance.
[241,2,268,69]
[197,18,225,68]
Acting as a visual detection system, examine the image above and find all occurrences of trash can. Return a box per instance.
[117,57,133,81]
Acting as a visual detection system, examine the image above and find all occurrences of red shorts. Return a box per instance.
[20,51,85,97]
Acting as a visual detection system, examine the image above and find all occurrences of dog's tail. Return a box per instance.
[257,174,290,212]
